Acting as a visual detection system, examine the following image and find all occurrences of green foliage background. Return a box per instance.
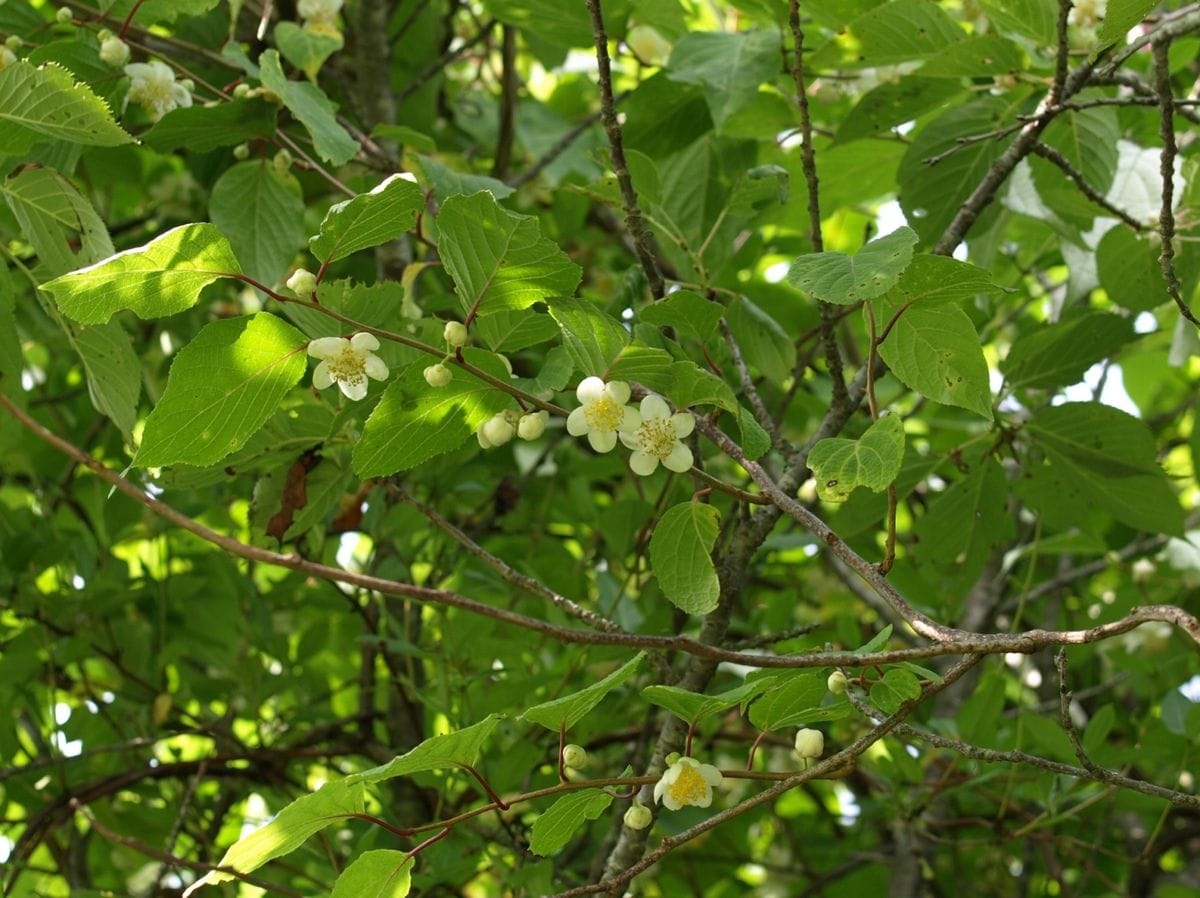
[2,0,1200,895]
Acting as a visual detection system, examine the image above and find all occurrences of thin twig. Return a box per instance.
[1030,143,1145,231]
[584,0,664,299]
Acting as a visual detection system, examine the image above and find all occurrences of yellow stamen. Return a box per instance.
[667,765,707,805]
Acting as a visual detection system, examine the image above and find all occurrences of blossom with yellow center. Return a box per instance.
[307,333,388,400]
[653,756,723,811]
[1068,0,1105,27]
[124,61,192,121]
[619,394,695,475]
[298,0,343,33]
[566,376,637,453]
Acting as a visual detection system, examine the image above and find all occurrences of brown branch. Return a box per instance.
[1030,142,1145,231]
[1153,39,1200,328]
[720,319,791,458]
[584,0,664,299]
[491,25,518,179]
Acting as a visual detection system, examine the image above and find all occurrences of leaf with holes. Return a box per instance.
[809,414,905,502]
[788,227,918,306]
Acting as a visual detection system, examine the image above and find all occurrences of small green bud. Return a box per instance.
[517,411,547,441]
[423,363,452,388]
[286,268,317,296]
[232,82,252,99]
[273,148,293,174]
[98,35,130,67]
[442,320,468,348]
[5,35,23,50]
[56,6,73,24]
[562,743,588,769]
[827,671,848,695]
[794,728,824,760]
[478,412,515,449]
[664,752,681,767]
[623,802,652,830]
[232,142,251,160]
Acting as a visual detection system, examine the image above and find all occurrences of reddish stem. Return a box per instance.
[459,763,509,811]
[746,730,769,771]
[405,826,451,860]
[119,0,146,38]
[684,721,697,757]
[344,812,415,839]
[557,723,568,784]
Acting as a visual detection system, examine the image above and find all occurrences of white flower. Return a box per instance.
[623,802,652,830]
[794,728,824,760]
[99,36,130,67]
[1131,558,1157,584]
[566,376,637,453]
[124,61,192,121]
[307,333,388,400]
[626,24,672,65]
[653,756,723,811]
[298,0,343,31]
[618,394,695,475]
[1068,0,1105,27]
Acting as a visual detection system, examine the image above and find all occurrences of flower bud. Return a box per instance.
[517,411,548,441]
[286,268,317,296]
[232,142,250,160]
[273,148,293,174]
[423,363,452,388]
[232,82,252,98]
[664,752,681,767]
[827,671,848,695]
[6,35,24,50]
[479,413,515,448]
[1131,558,1157,584]
[794,728,824,760]
[624,802,652,830]
[562,743,588,769]
[99,35,130,67]
[443,320,468,348]
[0,46,15,69]
[56,7,73,24]
[179,78,195,92]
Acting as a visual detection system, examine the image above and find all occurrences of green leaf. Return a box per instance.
[919,35,1026,78]
[913,457,1015,576]
[787,227,918,306]
[135,313,308,468]
[414,154,515,201]
[99,0,219,25]
[74,323,140,439]
[835,76,966,146]
[347,714,502,784]
[512,344,574,394]
[980,0,1057,45]
[141,98,278,153]
[1098,0,1159,44]
[352,349,513,478]
[1001,312,1137,390]
[1097,227,1168,313]
[476,310,562,353]
[809,414,905,503]
[483,0,596,50]
[607,345,675,388]
[957,669,1006,744]
[724,297,795,383]
[330,851,412,898]
[650,502,721,615]
[880,254,1000,307]
[186,780,365,891]
[1025,403,1184,535]
[749,672,832,731]
[811,0,964,69]
[522,653,645,733]
[438,191,581,318]
[309,174,424,264]
[1040,107,1120,197]
[899,96,1013,246]
[638,290,722,342]
[41,223,242,325]
[737,405,770,461]
[210,161,305,288]
[0,61,131,154]
[666,30,780,130]
[258,49,358,165]
[869,669,922,714]
[667,361,738,413]
[275,21,343,81]
[872,299,993,419]
[548,297,629,376]
[530,790,613,857]
[642,680,768,725]
[1,166,113,278]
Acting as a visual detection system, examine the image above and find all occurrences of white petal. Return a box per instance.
[693,788,713,808]
[340,378,369,401]
[124,63,153,79]
[619,431,639,450]
[567,406,588,436]
[653,778,666,804]
[588,429,617,453]
[171,84,192,107]
[351,332,380,352]
[621,407,640,430]
[606,380,631,405]
[308,336,347,359]
[629,451,659,476]
[363,354,388,380]
[640,394,669,420]
[577,376,605,403]
[671,412,695,439]
[477,428,493,448]
[663,443,693,473]
[312,361,334,389]
[700,764,724,787]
